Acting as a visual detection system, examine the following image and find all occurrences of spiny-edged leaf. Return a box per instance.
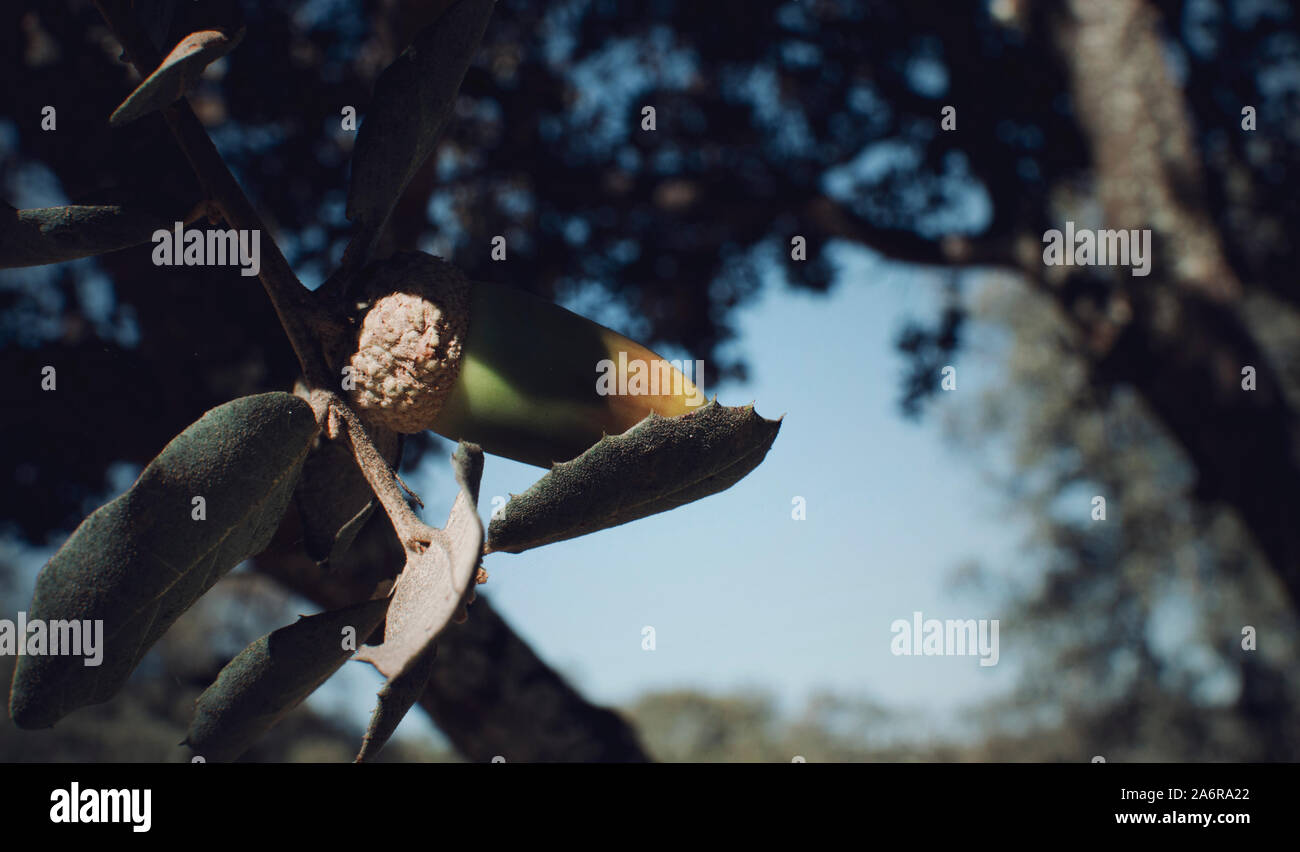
[0,203,172,268]
[186,596,390,762]
[487,401,781,554]
[355,641,439,763]
[353,442,484,760]
[344,0,494,265]
[356,442,483,679]
[8,393,319,729]
[109,27,245,127]
[294,423,400,565]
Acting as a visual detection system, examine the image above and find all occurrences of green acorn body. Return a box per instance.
[346,252,705,467]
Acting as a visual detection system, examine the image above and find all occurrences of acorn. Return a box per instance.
[343,251,704,467]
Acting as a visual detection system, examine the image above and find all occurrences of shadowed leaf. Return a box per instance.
[109,27,245,127]
[294,422,400,565]
[353,442,484,760]
[186,596,391,762]
[0,203,173,268]
[8,393,319,729]
[344,0,495,266]
[486,401,781,554]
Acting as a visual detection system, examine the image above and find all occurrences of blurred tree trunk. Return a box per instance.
[418,595,650,762]
[1042,0,1300,605]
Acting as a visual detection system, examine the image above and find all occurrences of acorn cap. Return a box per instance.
[347,252,470,433]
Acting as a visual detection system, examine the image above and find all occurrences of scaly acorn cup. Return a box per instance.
[345,252,470,433]
[343,251,705,467]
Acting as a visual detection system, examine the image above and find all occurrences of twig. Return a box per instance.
[317,389,438,553]
[94,1,426,556]
[93,0,340,389]
[395,471,425,508]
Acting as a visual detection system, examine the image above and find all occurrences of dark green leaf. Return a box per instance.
[294,423,400,565]
[0,204,172,268]
[8,393,319,729]
[486,401,781,554]
[344,0,495,265]
[186,596,391,762]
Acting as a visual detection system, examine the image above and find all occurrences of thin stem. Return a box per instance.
[95,1,427,554]
[395,471,425,508]
[93,0,340,389]
[161,104,334,382]
[320,389,437,552]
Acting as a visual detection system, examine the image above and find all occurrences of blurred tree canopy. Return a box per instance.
[3,0,1299,760]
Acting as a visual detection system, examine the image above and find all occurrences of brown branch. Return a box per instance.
[317,389,437,552]
[1039,0,1300,608]
[1050,0,1240,303]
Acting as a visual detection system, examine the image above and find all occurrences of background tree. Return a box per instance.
[944,273,1300,761]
